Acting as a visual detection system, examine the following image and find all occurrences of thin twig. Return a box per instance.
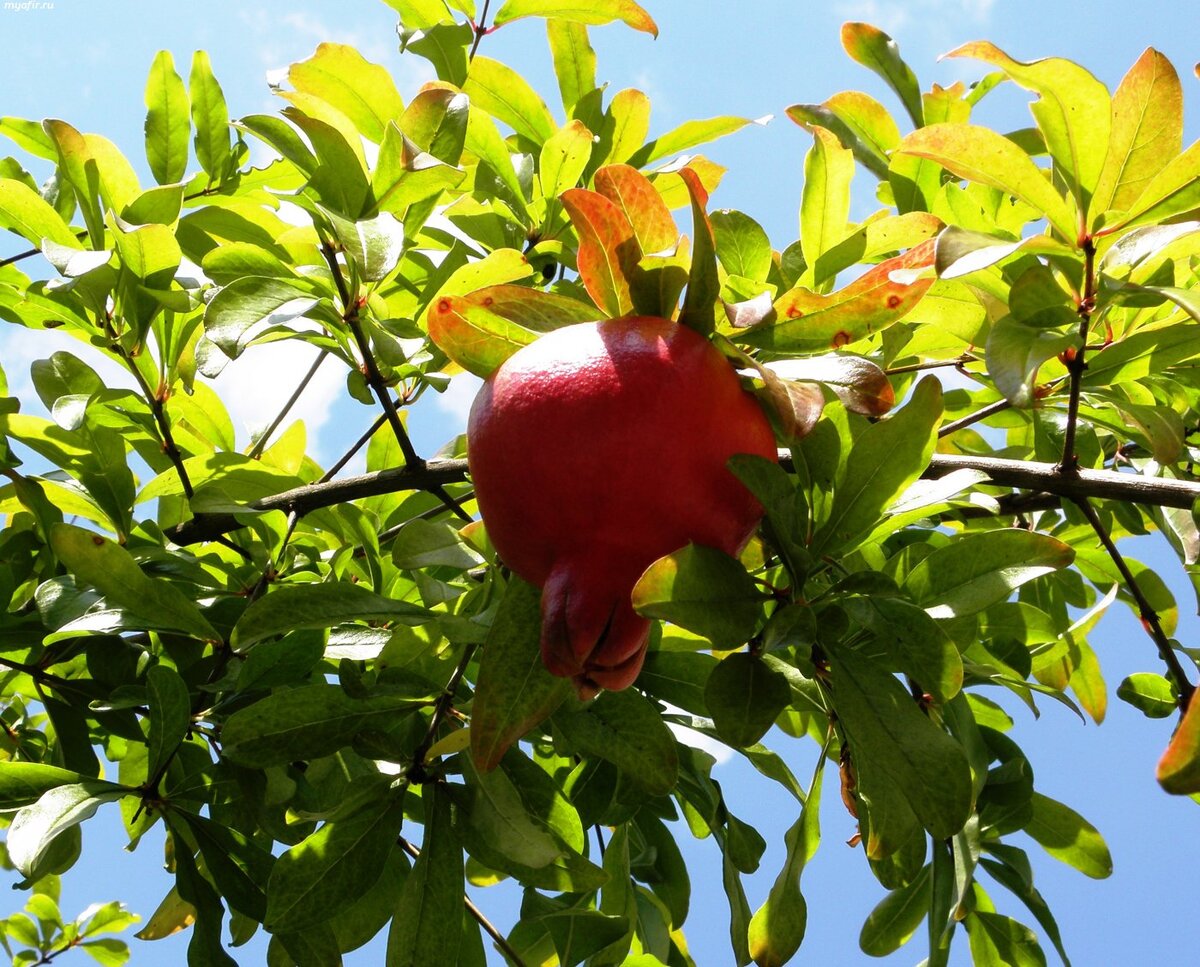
[937,397,1013,438]
[246,349,329,460]
[1072,497,1196,709]
[319,242,422,468]
[469,0,493,60]
[398,837,529,967]
[1059,237,1097,473]
[409,641,479,782]
[886,355,975,376]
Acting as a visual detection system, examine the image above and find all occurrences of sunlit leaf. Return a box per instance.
[1157,689,1200,794]
[493,0,658,35]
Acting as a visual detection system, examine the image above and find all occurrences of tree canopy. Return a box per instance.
[1,2,1199,965]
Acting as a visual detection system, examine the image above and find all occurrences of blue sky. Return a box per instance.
[2,1,1200,964]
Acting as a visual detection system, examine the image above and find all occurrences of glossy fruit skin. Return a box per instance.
[468,315,777,698]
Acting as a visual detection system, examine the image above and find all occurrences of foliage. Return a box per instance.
[2,2,1200,965]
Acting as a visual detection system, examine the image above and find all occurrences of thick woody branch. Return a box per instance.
[164,451,1200,546]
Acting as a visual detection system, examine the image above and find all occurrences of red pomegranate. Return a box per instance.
[467,315,777,698]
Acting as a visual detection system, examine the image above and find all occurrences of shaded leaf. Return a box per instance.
[50,524,218,641]
[554,689,678,795]
[221,684,434,767]
[705,653,791,749]
[230,581,431,649]
[632,543,763,649]
[905,530,1075,619]
[471,576,573,770]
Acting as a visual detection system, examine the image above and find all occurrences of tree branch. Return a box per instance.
[1058,236,1097,473]
[164,451,1200,546]
[1072,497,1196,709]
[166,459,471,544]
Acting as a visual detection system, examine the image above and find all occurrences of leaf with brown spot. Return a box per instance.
[734,241,936,353]
[561,187,641,317]
[427,294,541,378]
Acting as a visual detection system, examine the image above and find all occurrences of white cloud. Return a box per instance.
[210,338,345,462]
[434,372,482,431]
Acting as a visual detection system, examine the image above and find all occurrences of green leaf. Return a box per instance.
[221,683,434,767]
[632,543,763,649]
[859,865,930,956]
[229,581,431,649]
[174,810,273,923]
[144,664,191,784]
[630,115,756,169]
[384,0,456,29]
[400,88,469,166]
[1157,690,1200,794]
[799,126,853,283]
[547,19,596,117]
[470,577,573,771]
[840,596,963,703]
[747,759,823,966]
[738,240,936,353]
[493,0,657,35]
[979,848,1072,967]
[144,50,190,185]
[904,529,1075,619]
[712,209,772,283]
[561,186,639,316]
[1116,673,1178,718]
[1090,47,1182,221]
[786,92,900,180]
[810,376,942,557]
[826,641,973,840]
[8,782,126,877]
[554,689,679,795]
[0,178,79,249]
[965,911,1048,967]
[322,207,405,282]
[42,119,104,245]
[50,524,219,641]
[458,754,565,870]
[170,826,238,967]
[704,653,791,749]
[986,317,1076,408]
[464,56,556,145]
[636,650,717,717]
[947,41,1110,211]
[0,763,92,810]
[289,43,405,144]
[266,796,405,932]
[896,124,1077,241]
[1025,792,1112,878]
[387,785,463,966]
[202,276,322,359]
[188,51,232,182]
[840,22,923,128]
[539,119,594,206]
[678,166,720,335]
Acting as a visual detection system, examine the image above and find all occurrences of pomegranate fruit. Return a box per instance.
[467,315,777,698]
